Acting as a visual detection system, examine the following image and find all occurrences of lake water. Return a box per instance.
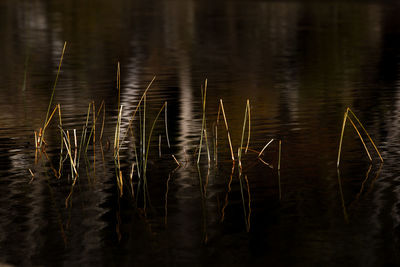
[1,0,400,266]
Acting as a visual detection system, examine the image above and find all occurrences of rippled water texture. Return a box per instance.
[1,0,400,266]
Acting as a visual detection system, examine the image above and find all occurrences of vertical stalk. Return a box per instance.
[238,100,250,169]
[278,139,282,170]
[218,99,235,162]
[165,101,171,148]
[197,80,207,164]
[41,41,67,148]
[117,62,121,109]
[58,104,63,178]
[337,110,348,167]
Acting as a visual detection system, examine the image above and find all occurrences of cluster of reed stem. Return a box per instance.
[112,68,180,209]
[197,83,281,171]
[32,43,285,215]
[30,42,389,234]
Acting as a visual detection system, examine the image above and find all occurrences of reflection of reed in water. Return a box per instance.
[197,165,209,244]
[336,164,383,223]
[219,164,256,233]
[164,166,180,226]
[238,174,251,233]
[220,164,235,223]
[337,169,349,223]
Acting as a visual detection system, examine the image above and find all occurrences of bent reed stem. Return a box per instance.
[197,79,207,164]
[337,107,383,167]
[40,41,67,148]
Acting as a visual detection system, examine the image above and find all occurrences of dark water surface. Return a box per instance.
[1,0,400,266]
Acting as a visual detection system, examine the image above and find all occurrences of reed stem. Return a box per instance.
[78,103,92,168]
[258,139,274,157]
[197,80,207,164]
[116,76,156,156]
[204,128,211,166]
[337,107,383,167]
[347,108,383,162]
[58,104,63,178]
[40,41,67,148]
[218,99,235,161]
[337,111,348,167]
[117,62,121,109]
[144,102,167,176]
[278,139,281,171]
[245,100,251,154]
[84,101,105,154]
[347,116,372,162]
[238,100,250,169]
[165,101,171,148]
